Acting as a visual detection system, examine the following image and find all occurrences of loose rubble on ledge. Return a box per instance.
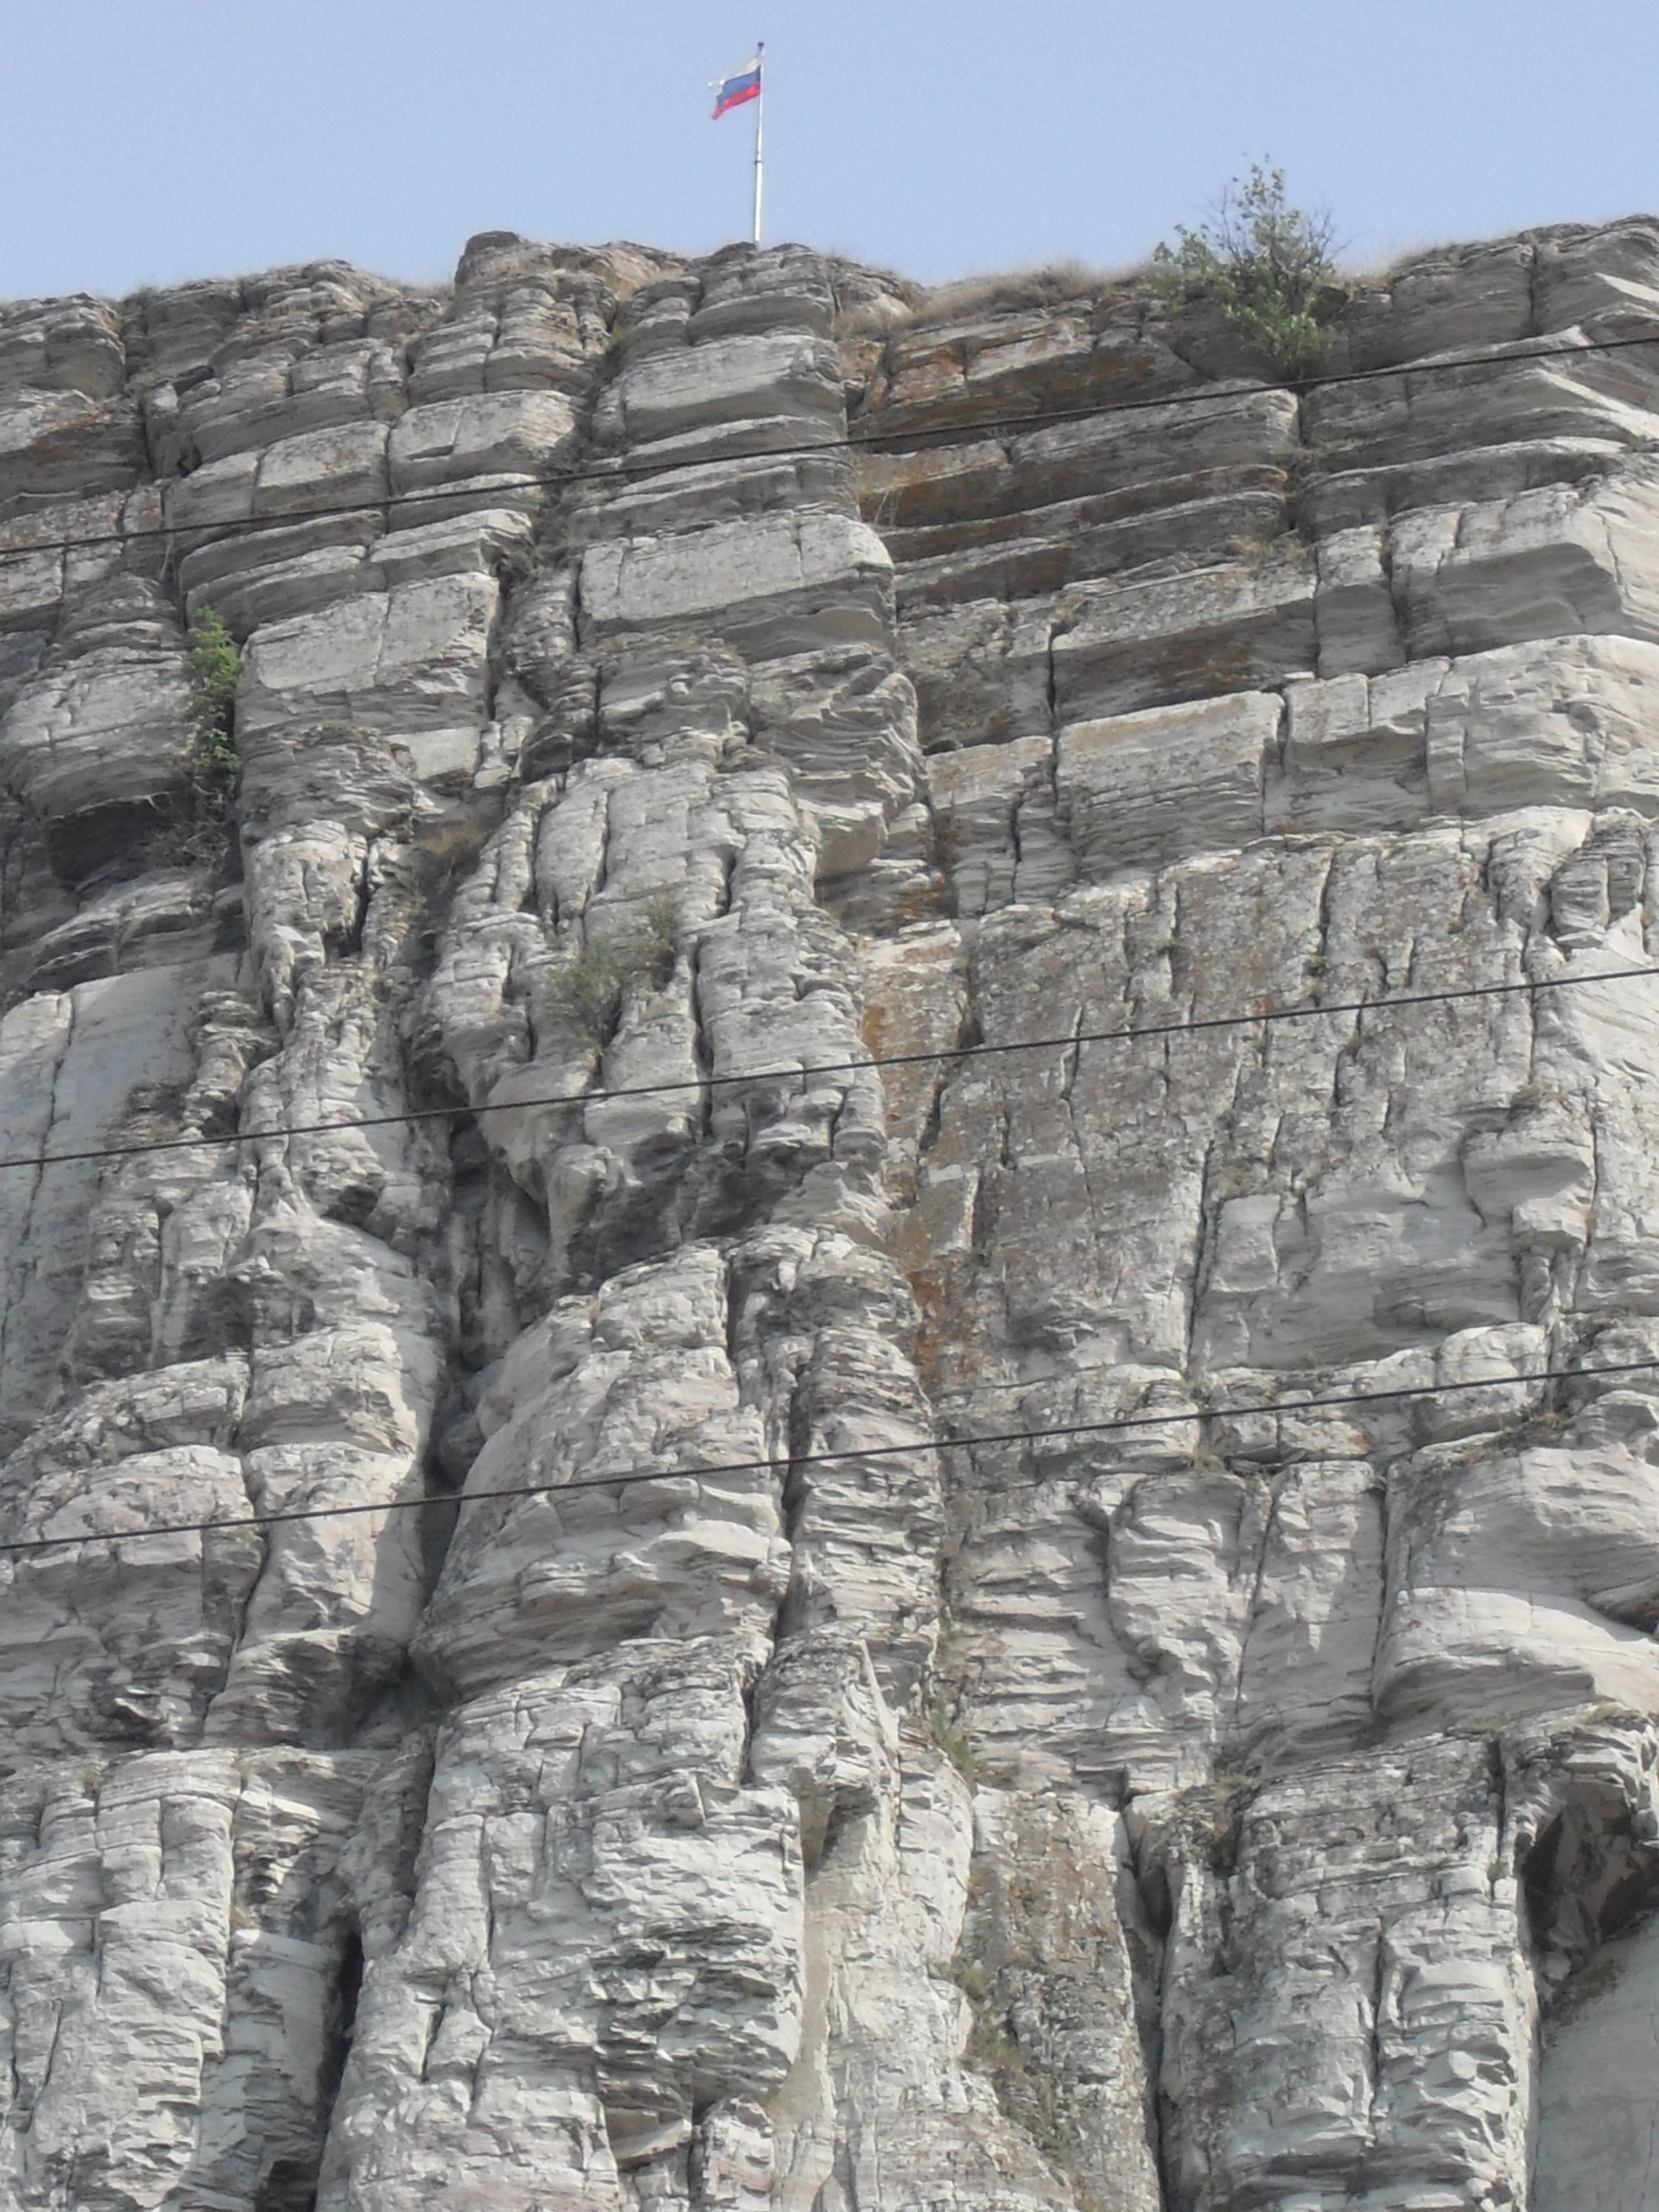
[3,216,1659,2210]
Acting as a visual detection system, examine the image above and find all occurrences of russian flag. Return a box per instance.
[713,57,761,119]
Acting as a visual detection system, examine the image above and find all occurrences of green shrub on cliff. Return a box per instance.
[186,607,241,791]
[1154,162,1340,378]
[553,896,680,1047]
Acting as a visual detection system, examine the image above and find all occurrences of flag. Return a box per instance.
[713,57,761,119]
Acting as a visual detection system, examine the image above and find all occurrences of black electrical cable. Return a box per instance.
[4,319,1656,1550]
[6,1336,1654,1566]
[0,960,1652,1179]
[0,324,1655,569]
[3,1355,1650,1560]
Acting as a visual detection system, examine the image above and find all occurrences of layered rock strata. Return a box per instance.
[3,216,1659,2210]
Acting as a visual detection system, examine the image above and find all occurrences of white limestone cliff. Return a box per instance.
[3,217,1659,2209]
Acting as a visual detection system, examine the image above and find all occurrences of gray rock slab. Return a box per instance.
[1057,690,1281,879]
[0,963,232,1455]
[578,512,893,658]
[237,575,499,734]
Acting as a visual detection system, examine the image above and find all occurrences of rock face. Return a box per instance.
[3,217,1659,2209]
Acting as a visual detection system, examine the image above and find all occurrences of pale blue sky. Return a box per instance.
[3,1,1654,303]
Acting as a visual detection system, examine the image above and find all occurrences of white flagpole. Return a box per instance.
[753,43,766,247]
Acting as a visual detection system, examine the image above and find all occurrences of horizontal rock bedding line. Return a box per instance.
[5,1351,1655,1556]
[3,957,1655,1174]
[2,322,1656,568]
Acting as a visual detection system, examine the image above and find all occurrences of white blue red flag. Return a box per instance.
[713,57,762,119]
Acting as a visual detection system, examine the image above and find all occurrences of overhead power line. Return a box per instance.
[2,327,1654,1546]
[0,326,1655,570]
[3,1355,1651,1560]
[1,962,1653,1179]
[852,324,1659,449]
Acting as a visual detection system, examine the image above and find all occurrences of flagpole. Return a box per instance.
[753,43,766,247]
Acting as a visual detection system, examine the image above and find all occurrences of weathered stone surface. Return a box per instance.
[0,965,228,1454]
[0,591,192,821]
[238,575,499,734]
[1535,1907,1659,2210]
[1151,1739,1537,2211]
[1270,633,1659,835]
[323,1645,804,2211]
[578,512,893,658]
[1057,690,1281,876]
[387,389,576,493]
[7,216,1659,2211]
[0,1747,375,2212]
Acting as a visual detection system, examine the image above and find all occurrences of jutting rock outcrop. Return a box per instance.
[3,214,1659,2211]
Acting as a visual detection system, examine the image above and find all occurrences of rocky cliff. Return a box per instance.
[3,216,1659,2211]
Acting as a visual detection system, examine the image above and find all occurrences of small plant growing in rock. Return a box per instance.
[1227,516,1290,569]
[928,1697,981,1782]
[186,606,241,792]
[148,604,242,873]
[639,894,679,988]
[1154,162,1341,378]
[553,896,681,1048]
[555,942,628,1046]
[942,1958,993,2002]
[964,2009,1025,2074]
[1511,1079,1567,1113]
[1182,1770,1259,1874]
[857,473,906,535]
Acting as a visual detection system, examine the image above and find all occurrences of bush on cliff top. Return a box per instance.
[1154,162,1341,378]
